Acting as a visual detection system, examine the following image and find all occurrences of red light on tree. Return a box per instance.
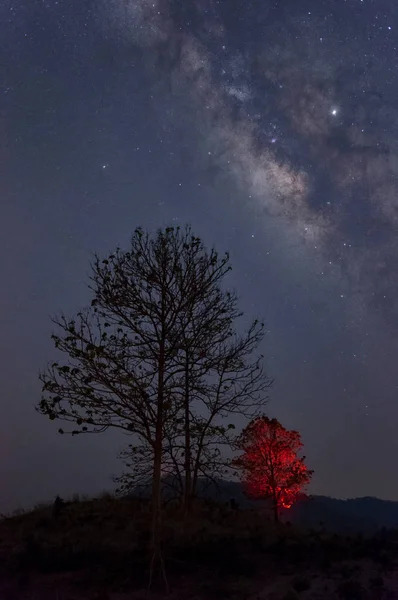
[233,416,313,522]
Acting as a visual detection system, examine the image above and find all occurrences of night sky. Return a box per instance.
[2,0,398,513]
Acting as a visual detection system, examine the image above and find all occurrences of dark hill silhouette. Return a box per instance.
[131,477,398,533]
[287,494,398,533]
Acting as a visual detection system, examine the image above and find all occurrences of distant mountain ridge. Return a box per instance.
[287,494,398,534]
[132,477,398,534]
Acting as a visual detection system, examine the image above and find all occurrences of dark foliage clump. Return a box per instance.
[52,495,66,520]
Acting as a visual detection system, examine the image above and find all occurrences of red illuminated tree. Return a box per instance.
[233,416,313,522]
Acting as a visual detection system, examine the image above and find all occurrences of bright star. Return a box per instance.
[331,107,339,116]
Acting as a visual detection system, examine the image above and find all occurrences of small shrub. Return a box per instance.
[98,491,115,501]
[52,495,66,520]
[291,576,311,593]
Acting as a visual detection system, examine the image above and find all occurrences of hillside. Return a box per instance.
[1,491,398,598]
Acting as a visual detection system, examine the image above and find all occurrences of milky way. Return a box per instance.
[99,0,398,326]
[3,0,398,509]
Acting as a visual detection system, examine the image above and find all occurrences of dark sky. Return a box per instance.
[2,0,398,512]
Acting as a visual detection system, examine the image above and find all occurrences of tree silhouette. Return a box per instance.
[114,278,270,512]
[38,226,228,586]
[116,312,270,512]
[37,225,270,584]
[233,416,313,522]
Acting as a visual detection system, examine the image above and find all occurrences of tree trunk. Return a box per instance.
[272,493,279,523]
[191,415,211,501]
[149,440,163,584]
[149,339,168,591]
[183,354,192,515]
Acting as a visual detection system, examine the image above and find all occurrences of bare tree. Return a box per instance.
[38,225,241,585]
[190,319,270,499]
[116,269,271,513]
